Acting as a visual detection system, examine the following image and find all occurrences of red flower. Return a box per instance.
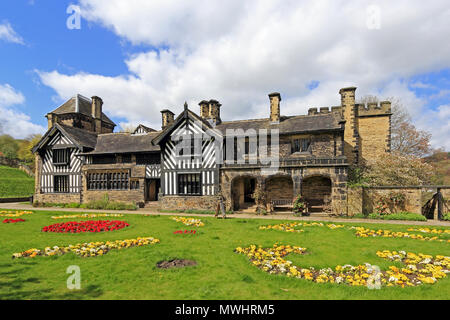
[41,220,129,233]
[3,218,26,223]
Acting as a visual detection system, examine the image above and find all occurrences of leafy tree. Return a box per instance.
[17,134,42,164]
[363,152,435,186]
[0,134,19,159]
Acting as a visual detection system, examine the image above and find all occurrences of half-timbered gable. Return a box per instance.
[153,105,222,197]
[32,123,97,202]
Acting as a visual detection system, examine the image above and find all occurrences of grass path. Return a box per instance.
[0,208,449,299]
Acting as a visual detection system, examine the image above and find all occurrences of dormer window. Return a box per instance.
[53,149,70,165]
[292,139,311,153]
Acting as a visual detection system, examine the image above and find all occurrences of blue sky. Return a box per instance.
[0,0,449,149]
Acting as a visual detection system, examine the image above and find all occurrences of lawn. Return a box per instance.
[0,209,449,300]
[0,166,34,198]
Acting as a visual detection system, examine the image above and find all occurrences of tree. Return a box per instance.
[0,134,19,159]
[119,124,136,133]
[358,96,432,157]
[17,134,42,164]
[363,152,435,186]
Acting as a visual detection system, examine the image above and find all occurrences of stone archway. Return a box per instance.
[231,176,258,210]
[265,175,294,208]
[301,175,332,212]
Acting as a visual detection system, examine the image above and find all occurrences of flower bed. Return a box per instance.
[352,226,450,243]
[51,213,124,219]
[259,222,345,233]
[42,220,129,233]
[406,227,450,235]
[236,244,450,287]
[171,216,204,227]
[0,210,32,217]
[3,218,25,223]
[12,236,160,258]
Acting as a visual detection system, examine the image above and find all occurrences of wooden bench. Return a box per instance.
[271,199,293,210]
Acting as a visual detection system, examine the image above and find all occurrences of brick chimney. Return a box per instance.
[161,109,175,130]
[268,92,281,123]
[91,96,103,133]
[199,100,209,118]
[339,87,358,164]
[208,99,221,125]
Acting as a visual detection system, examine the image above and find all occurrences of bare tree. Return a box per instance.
[358,95,432,157]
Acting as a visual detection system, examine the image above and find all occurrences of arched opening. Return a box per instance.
[231,176,257,210]
[301,176,332,213]
[265,175,294,211]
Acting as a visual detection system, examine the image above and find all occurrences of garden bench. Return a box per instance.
[271,199,293,210]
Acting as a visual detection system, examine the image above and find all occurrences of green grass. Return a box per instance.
[349,212,427,221]
[0,166,34,198]
[0,209,449,300]
[159,209,233,215]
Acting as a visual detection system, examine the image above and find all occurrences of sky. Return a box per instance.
[0,0,448,150]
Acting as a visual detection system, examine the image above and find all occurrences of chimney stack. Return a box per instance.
[208,99,221,125]
[91,96,103,133]
[199,100,209,118]
[268,92,281,123]
[161,109,175,130]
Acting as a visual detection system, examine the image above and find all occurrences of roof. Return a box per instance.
[32,123,97,153]
[47,95,116,126]
[84,131,161,155]
[133,124,156,134]
[215,112,344,135]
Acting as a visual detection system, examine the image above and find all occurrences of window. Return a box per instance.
[178,174,201,195]
[53,149,70,165]
[92,155,116,164]
[54,175,69,193]
[87,171,129,190]
[130,179,140,190]
[136,153,160,165]
[292,138,311,153]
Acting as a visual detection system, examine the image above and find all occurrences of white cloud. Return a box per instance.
[37,0,450,148]
[0,21,24,44]
[0,84,46,138]
[416,104,450,151]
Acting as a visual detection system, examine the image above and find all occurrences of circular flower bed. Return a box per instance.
[42,220,129,233]
[235,244,450,287]
[3,218,25,223]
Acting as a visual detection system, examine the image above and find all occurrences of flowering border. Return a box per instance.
[42,220,129,233]
[12,236,160,258]
[51,213,124,219]
[236,244,449,287]
[0,210,32,217]
[3,218,26,223]
[171,216,204,227]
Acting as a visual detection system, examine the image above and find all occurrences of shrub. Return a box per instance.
[368,212,426,221]
[292,195,308,216]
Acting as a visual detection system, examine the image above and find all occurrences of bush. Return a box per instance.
[367,212,426,221]
[292,195,308,216]
[443,213,450,221]
[32,194,137,210]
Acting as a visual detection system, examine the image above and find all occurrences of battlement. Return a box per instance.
[308,106,342,115]
[357,101,391,117]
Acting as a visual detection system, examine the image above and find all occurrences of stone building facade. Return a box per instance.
[33,87,391,213]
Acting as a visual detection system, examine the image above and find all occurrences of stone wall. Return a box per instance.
[357,115,391,164]
[346,186,450,218]
[34,192,81,204]
[83,189,144,205]
[160,195,220,211]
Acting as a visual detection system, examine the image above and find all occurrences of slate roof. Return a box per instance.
[84,131,161,155]
[48,95,116,126]
[32,123,98,153]
[133,124,157,134]
[215,112,344,135]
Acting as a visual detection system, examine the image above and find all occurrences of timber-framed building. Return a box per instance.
[32,87,391,213]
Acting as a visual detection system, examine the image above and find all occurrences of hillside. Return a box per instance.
[424,152,450,185]
[0,165,34,198]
